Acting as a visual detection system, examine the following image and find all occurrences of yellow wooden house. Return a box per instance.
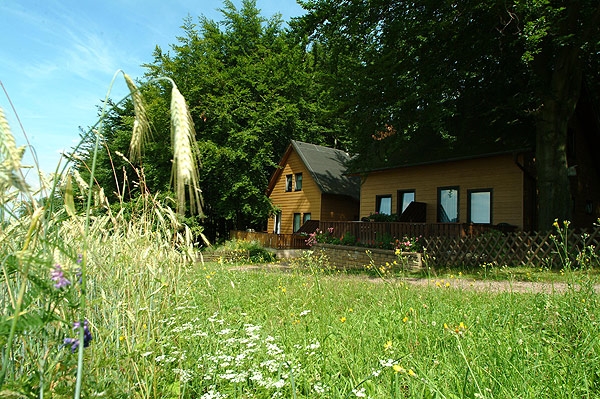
[266,140,360,234]
[359,151,536,231]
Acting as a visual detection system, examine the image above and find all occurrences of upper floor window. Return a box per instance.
[397,190,415,214]
[468,189,492,224]
[376,195,392,215]
[295,173,303,191]
[438,186,459,223]
[285,174,293,192]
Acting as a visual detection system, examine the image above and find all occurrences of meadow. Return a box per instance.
[1,74,599,398]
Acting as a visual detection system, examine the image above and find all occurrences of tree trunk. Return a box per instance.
[534,47,582,231]
[535,101,572,230]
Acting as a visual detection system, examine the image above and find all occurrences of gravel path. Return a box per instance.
[231,264,599,295]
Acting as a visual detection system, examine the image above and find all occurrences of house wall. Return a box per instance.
[320,194,360,221]
[267,151,322,234]
[360,154,526,229]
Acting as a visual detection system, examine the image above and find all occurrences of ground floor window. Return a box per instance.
[468,189,492,224]
[438,186,459,222]
[274,212,281,234]
[303,213,311,223]
[293,213,301,232]
[397,190,415,214]
[376,195,392,215]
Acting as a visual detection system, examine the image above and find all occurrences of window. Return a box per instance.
[285,174,293,192]
[397,190,415,214]
[438,187,459,223]
[468,189,492,224]
[376,195,392,215]
[293,213,301,232]
[295,173,303,191]
[303,213,311,223]
[274,212,281,234]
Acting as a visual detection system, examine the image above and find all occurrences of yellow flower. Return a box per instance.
[340,316,347,323]
[348,308,354,312]
[445,282,451,288]
[402,316,409,323]
[435,281,441,288]
[119,335,125,341]
[395,249,401,256]
[392,364,406,373]
[384,340,393,350]
[408,369,417,377]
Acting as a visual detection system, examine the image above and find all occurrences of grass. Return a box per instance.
[66,257,600,398]
[2,73,599,398]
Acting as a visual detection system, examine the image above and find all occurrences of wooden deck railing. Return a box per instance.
[318,221,503,246]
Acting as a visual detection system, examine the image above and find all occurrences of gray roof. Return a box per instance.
[291,140,360,200]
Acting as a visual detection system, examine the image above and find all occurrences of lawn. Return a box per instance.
[18,247,600,398]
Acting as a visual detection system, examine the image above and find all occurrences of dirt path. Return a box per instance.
[231,264,599,295]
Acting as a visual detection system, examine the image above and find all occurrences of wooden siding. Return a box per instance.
[267,151,322,234]
[320,194,360,221]
[360,154,525,229]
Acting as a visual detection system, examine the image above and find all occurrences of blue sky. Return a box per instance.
[0,0,305,178]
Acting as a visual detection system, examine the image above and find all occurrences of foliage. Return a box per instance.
[366,212,397,222]
[207,239,276,264]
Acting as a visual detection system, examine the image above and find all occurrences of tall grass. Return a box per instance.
[0,71,201,398]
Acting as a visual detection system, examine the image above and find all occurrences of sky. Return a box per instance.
[0,0,306,180]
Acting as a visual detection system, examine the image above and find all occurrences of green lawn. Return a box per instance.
[75,257,600,398]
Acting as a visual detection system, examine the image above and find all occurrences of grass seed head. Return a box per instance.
[170,84,202,215]
[123,73,150,163]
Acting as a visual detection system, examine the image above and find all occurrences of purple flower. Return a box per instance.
[63,320,92,352]
[51,264,71,289]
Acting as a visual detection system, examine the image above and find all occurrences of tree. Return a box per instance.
[294,0,600,230]
[78,0,340,241]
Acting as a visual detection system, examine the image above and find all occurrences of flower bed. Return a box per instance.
[313,243,422,271]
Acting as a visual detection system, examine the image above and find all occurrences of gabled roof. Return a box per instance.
[267,140,360,200]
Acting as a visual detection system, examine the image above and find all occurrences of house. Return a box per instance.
[359,150,536,231]
[266,140,360,234]
[357,88,600,231]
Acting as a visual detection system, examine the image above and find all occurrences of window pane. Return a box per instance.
[293,213,301,232]
[470,191,491,223]
[295,173,303,190]
[286,175,293,192]
[400,192,415,213]
[439,188,458,222]
[377,196,392,215]
[303,213,311,223]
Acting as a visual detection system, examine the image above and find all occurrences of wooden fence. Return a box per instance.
[424,227,600,268]
[230,230,309,249]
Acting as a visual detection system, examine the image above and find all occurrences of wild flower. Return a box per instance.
[352,386,367,397]
[51,264,71,289]
[63,320,92,352]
